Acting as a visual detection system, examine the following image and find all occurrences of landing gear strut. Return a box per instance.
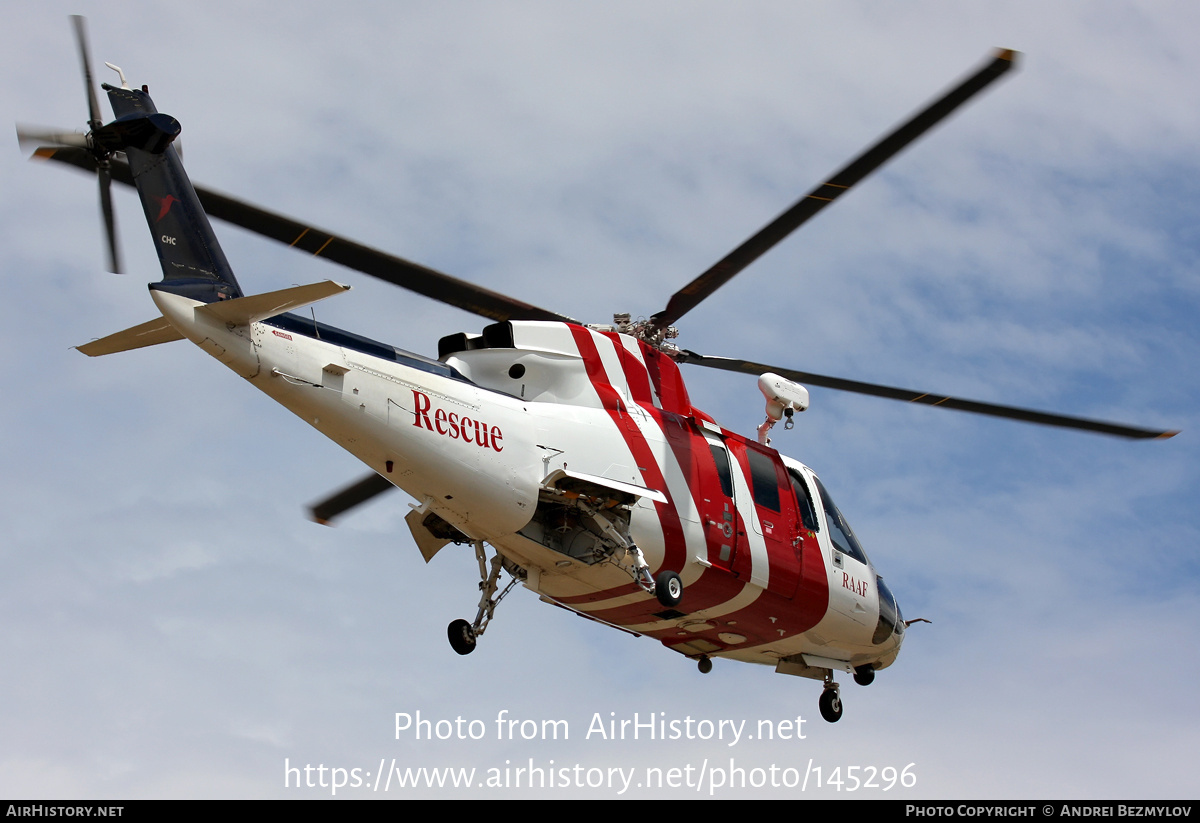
[446,540,521,656]
[819,671,843,723]
[577,504,684,609]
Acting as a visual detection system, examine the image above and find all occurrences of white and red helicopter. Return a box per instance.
[20,19,1176,724]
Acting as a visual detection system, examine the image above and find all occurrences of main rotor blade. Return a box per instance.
[676,350,1178,440]
[71,15,103,130]
[651,49,1018,332]
[309,472,396,525]
[33,147,576,324]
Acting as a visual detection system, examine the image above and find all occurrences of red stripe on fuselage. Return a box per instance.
[540,327,828,649]
[563,325,686,574]
[553,327,753,623]
[607,334,658,408]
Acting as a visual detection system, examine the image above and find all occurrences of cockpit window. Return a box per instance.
[873,576,904,645]
[788,469,819,533]
[813,476,869,565]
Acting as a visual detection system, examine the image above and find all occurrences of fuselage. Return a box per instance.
[151,286,904,676]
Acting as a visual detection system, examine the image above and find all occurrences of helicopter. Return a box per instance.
[19,19,1177,726]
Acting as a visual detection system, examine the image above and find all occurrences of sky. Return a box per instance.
[2,1,1198,800]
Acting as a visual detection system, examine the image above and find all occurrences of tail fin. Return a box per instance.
[99,82,242,303]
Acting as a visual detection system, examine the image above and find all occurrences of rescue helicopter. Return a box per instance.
[19,18,1177,724]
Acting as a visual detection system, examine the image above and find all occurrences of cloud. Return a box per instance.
[2,0,1197,798]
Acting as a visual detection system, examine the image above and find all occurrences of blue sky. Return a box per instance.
[2,1,1197,798]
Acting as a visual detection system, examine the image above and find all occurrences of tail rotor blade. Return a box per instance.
[71,15,103,130]
[42,16,124,274]
[97,164,121,273]
[15,123,90,152]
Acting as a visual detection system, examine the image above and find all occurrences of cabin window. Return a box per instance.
[709,443,733,498]
[746,448,780,512]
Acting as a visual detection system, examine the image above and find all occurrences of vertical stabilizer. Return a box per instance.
[100,83,242,303]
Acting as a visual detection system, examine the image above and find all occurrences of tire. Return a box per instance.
[447,619,477,655]
[655,570,683,608]
[854,665,875,686]
[819,689,843,723]
[697,656,713,674]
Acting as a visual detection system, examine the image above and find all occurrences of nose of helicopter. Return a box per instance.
[872,576,905,661]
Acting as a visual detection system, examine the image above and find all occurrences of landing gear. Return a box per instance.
[447,619,476,655]
[819,670,843,723]
[655,570,683,607]
[576,504,683,609]
[446,540,521,656]
[854,664,875,686]
[819,688,843,723]
[697,655,713,674]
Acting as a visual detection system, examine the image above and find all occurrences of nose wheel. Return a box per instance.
[819,687,843,723]
[819,670,843,723]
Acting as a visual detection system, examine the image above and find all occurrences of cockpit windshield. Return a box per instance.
[873,576,904,644]
[813,476,869,565]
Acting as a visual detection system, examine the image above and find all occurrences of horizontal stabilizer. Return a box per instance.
[77,317,185,357]
[195,280,350,327]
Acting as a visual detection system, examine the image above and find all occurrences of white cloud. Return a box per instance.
[1,0,1196,799]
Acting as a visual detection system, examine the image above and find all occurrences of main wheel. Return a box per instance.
[655,570,683,607]
[697,656,713,674]
[819,688,843,723]
[854,665,875,686]
[447,619,477,655]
